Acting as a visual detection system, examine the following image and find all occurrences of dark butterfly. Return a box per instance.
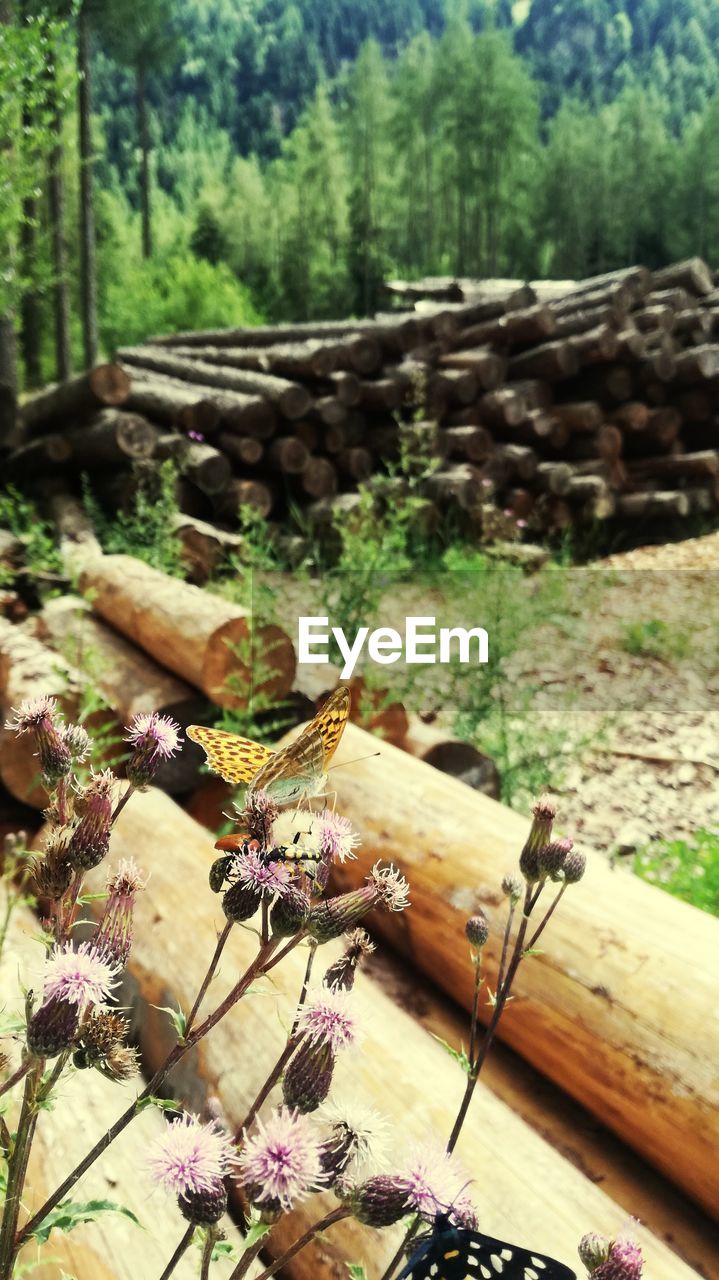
[396,1213,577,1280]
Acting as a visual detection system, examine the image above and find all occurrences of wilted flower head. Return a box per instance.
[74,1009,139,1080]
[297,988,358,1052]
[6,694,72,784]
[242,789,277,849]
[148,1113,236,1198]
[368,863,410,911]
[323,928,375,992]
[92,858,147,968]
[42,941,119,1011]
[239,1106,325,1210]
[401,1145,475,1224]
[124,712,182,788]
[320,1097,389,1179]
[68,769,116,870]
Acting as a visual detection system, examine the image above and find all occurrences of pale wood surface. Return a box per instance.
[84,788,704,1280]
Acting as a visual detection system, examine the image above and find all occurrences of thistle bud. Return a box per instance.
[27,995,80,1058]
[92,859,145,969]
[501,872,523,901]
[307,888,375,943]
[519,797,555,883]
[178,1183,227,1225]
[323,929,375,992]
[68,771,115,871]
[32,828,74,900]
[348,1174,409,1227]
[318,1125,356,1187]
[62,723,92,764]
[578,1234,611,1270]
[538,838,573,882]
[563,848,587,884]
[222,881,262,923]
[282,1039,335,1113]
[590,1239,644,1278]
[270,884,311,938]
[465,911,489,949]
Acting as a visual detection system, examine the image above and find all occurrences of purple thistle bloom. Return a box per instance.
[591,1238,644,1279]
[68,769,116,870]
[234,846,292,897]
[5,694,58,733]
[317,810,360,863]
[401,1145,476,1224]
[42,941,120,1011]
[6,694,72,784]
[296,988,358,1051]
[124,712,183,788]
[239,1107,325,1210]
[148,1113,236,1197]
[186,430,205,443]
[92,858,147,968]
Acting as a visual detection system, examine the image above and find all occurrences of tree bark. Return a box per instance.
[136,60,152,258]
[48,56,72,382]
[20,362,130,436]
[77,3,99,367]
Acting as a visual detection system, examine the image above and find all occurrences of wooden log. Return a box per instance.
[267,436,310,475]
[171,514,244,584]
[118,347,309,421]
[475,386,529,427]
[615,490,691,519]
[507,340,579,381]
[672,344,719,385]
[319,722,719,1219]
[301,456,338,500]
[64,408,159,467]
[356,377,404,411]
[213,477,275,521]
[613,327,647,360]
[435,366,481,405]
[336,445,373,482]
[534,461,573,495]
[122,367,276,440]
[151,316,415,358]
[314,395,347,426]
[609,401,651,433]
[548,281,633,317]
[5,433,73,479]
[550,402,603,433]
[440,424,494,463]
[400,718,500,796]
[554,265,651,301]
[633,304,675,333]
[491,443,537,482]
[645,286,693,310]
[77,554,295,708]
[566,324,619,365]
[652,256,714,296]
[626,450,719,482]
[124,369,222,431]
[450,305,556,351]
[20,363,130,437]
[325,370,361,406]
[423,464,483,510]
[163,339,338,379]
[568,364,634,405]
[216,431,264,467]
[550,304,620,339]
[94,788,700,1280]
[672,308,712,341]
[293,420,321,452]
[154,434,232,496]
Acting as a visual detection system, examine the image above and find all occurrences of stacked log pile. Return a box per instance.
[4,256,719,549]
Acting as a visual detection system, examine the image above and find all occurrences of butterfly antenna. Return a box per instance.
[328,751,381,772]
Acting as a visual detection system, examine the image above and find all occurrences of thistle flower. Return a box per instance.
[323,928,375,992]
[6,695,72,785]
[239,1106,325,1211]
[233,846,291,898]
[401,1145,475,1224]
[222,881,263,924]
[589,1238,644,1279]
[242,789,277,849]
[519,797,556,883]
[579,1234,611,1270]
[564,848,587,884]
[319,1098,389,1182]
[124,712,182,789]
[501,872,523,901]
[32,827,74,899]
[148,1113,236,1204]
[73,1009,139,1080]
[296,988,358,1052]
[62,723,92,764]
[92,859,146,969]
[27,994,80,1057]
[42,941,119,1010]
[307,863,410,944]
[282,1039,335,1113]
[68,770,116,870]
[316,810,360,863]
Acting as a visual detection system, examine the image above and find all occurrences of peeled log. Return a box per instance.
[317,723,719,1219]
[401,717,500,797]
[93,789,700,1280]
[77,554,295,708]
[66,409,159,467]
[20,363,130,437]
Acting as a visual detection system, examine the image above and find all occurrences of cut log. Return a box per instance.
[319,722,719,1220]
[550,304,619,339]
[301,456,338,499]
[336,445,373,482]
[609,401,650,433]
[216,431,264,467]
[118,347,310,420]
[154,434,232,496]
[357,377,404,411]
[626,450,719,481]
[267,436,310,475]
[92,788,700,1280]
[162,339,338,380]
[507,340,579,381]
[400,722,500,797]
[325,370,361,406]
[5,433,73,479]
[66,408,158,467]
[213,477,275,521]
[566,324,619,365]
[550,402,603,433]
[476,386,529,427]
[672,344,719,385]
[435,366,482,405]
[124,369,221,431]
[633,305,675,333]
[20,363,130,437]
[172,513,244,584]
[423,464,483,510]
[440,424,494,462]
[534,461,573,495]
[615,490,691,519]
[76,554,295,708]
[652,256,714,296]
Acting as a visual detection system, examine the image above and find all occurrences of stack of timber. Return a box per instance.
[4,257,719,549]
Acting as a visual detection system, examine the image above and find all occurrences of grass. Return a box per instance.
[633,829,719,915]
[0,485,63,597]
[620,618,693,662]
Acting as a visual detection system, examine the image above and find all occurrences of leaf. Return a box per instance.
[29,1199,141,1245]
[347,1265,370,1279]
[523,947,544,957]
[430,1034,471,1075]
[243,1216,272,1249]
[137,1095,180,1115]
[151,1003,187,1039]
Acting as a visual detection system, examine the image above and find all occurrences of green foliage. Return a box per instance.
[633,828,719,915]
[619,618,692,661]
[27,1199,141,1245]
[82,460,184,577]
[346,1265,370,1280]
[0,486,63,595]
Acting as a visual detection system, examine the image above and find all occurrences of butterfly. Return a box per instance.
[187,685,351,807]
[396,1214,577,1280]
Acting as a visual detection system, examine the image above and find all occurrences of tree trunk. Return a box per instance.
[48,45,72,381]
[77,3,99,367]
[136,60,152,259]
[0,315,18,445]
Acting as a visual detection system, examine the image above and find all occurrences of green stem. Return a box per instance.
[0,1060,43,1279]
[230,1207,351,1280]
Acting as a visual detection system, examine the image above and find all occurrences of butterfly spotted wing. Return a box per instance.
[397,1216,577,1280]
[187,686,351,803]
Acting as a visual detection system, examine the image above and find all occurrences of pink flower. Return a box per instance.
[234,846,291,897]
[125,712,183,787]
[592,1239,644,1279]
[92,858,147,967]
[42,942,119,1011]
[240,1107,325,1209]
[149,1113,235,1197]
[5,694,58,733]
[401,1145,476,1224]
[317,810,359,863]
[297,989,358,1051]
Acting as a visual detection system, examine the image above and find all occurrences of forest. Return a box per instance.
[4,0,719,394]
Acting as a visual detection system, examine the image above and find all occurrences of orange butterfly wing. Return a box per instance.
[186,724,274,786]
